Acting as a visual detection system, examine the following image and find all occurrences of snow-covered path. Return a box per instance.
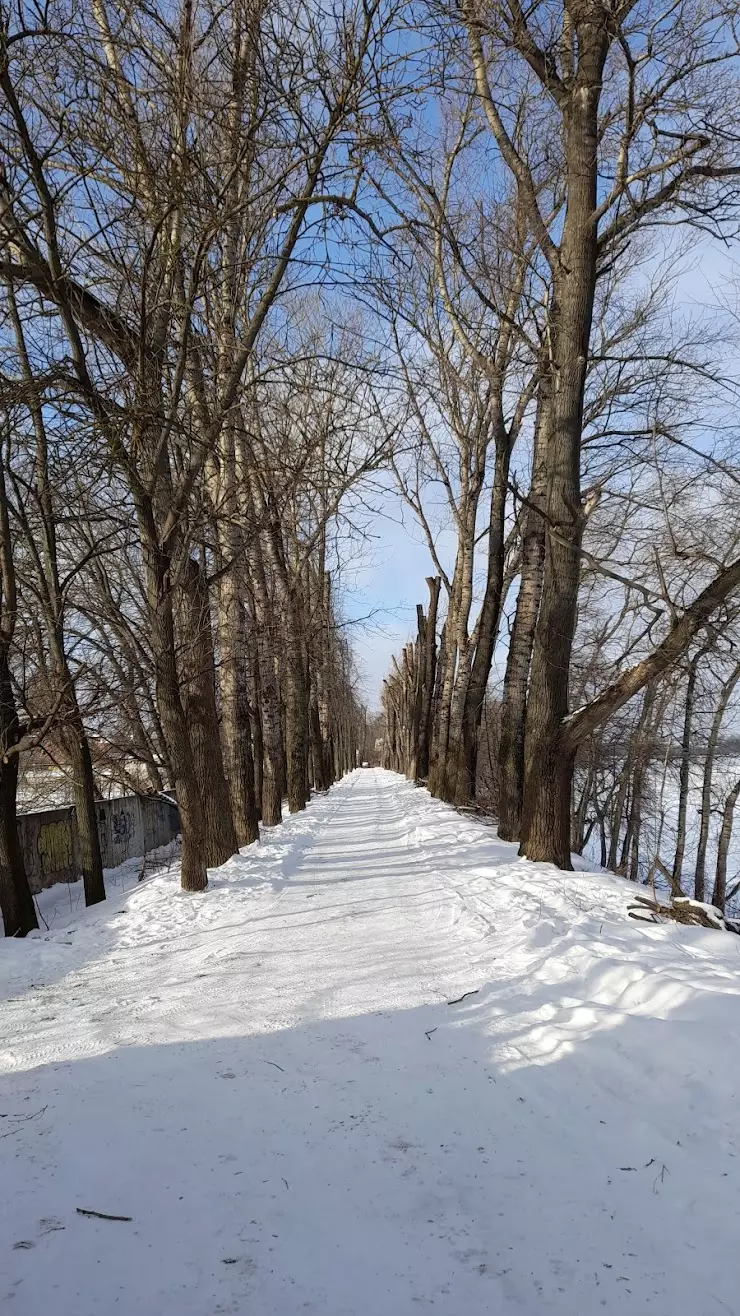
[2,769,740,1315]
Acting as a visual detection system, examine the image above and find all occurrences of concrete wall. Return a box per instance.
[96,795,180,870]
[18,795,180,893]
[18,807,79,894]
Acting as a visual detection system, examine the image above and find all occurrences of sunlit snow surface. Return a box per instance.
[2,769,739,1314]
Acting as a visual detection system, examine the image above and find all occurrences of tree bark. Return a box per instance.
[458,437,512,805]
[673,657,700,890]
[179,556,239,866]
[694,661,740,901]
[140,512,208,891]
[282,615,310,812]
[0,653,37,937]
[417,576,440,781]
[216,557,260,847]
[497,384,550,841]
[712,778,740,913]
[607,762,629,873]
[517,21,609,866]
[64,724,106,906]
[246,614,264,819]
[247,533,285,826]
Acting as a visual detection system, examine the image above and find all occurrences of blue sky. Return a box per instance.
[341,235,738,712]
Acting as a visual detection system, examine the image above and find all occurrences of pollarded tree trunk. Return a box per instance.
[428,622,447,785]
[429,629,458,796]
[497,387,550,841]
[417,577,440,781]
[444,638,473,801]
[411,606,426,782]
[403,645,418,781]
[0,654,37,937]
[179,556,239,867]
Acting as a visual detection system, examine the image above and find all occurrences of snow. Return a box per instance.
[29,841,181,933]
[2,768,740,1315]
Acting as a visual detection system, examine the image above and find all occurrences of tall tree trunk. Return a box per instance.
[627,756,646,883]
[428,630,456,797]
[247,536,284,826]
[246,619,264,819]
[255,623,284,826]
[444,639,474,802]
[0,654,37,937]
[417,576,440,781]
[571,760,594,855]
[607,762,629,872]
[317,571,333,785]
[7,290,106,907]
[497,387,550,841]
[712,778,740,913]
[63,720,106,906]
[179,556,239,866]
[141,517,208,891]
[458,437,512,805]
[282,613,310,812]
[519,51,605,866]
[694,661,740,901]
[428,622,447,785]
[617,688,655,880]
[429,532,475,799]
[309,693,329,790]
[216,554,259,847]
[673,656,700,890]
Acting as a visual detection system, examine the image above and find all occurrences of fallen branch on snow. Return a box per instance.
[628,894,740,935]
[76,1208,132,1222]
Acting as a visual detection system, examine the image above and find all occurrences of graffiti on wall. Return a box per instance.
[111,808,134,847]
[37,821,75,875]
[21,795,179,892]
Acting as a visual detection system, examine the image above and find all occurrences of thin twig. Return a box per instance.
[447,989,480,1005]
[76,1207,132,1222]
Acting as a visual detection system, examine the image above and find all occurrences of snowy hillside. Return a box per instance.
[2,769,739,1315]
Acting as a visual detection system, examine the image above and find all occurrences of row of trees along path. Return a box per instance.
[5,0,740,932]
[0,0,388,934]
[380,0,740,881]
